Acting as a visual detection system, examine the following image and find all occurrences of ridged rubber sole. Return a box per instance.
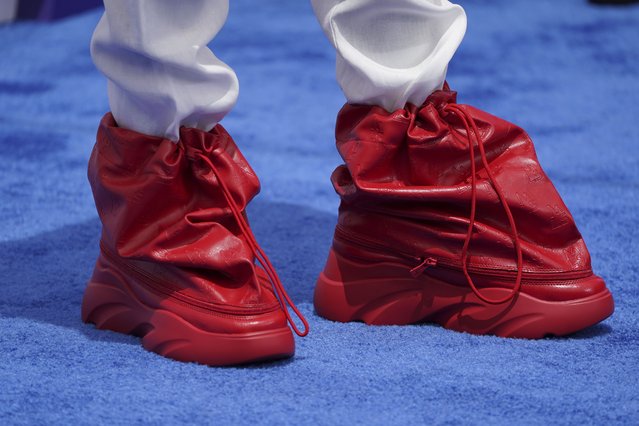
[314,250,614,339]
[81,279,295,366]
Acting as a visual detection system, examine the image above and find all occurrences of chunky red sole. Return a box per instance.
[314,248,614,339]
[81,265,295,366]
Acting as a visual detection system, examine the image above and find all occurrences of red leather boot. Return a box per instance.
[81,114,308,365]
[314,86,614,338]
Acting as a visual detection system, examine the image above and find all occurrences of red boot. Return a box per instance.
[315,86,614,338]
[81,114,308,365]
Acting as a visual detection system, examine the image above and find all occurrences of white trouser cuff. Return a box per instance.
[91,0,238,141]
[312,0,466,112]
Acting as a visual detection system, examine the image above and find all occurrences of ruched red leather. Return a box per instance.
[83,114,305,364]
[324,88,616,308]
[331,88,598,293]
[89,113,279,314]
[314,86,613,337]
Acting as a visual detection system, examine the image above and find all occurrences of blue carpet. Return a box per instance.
[0,0,637,424]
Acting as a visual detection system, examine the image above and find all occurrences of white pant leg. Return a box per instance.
[91,0,238,141]
[311,0,466,112]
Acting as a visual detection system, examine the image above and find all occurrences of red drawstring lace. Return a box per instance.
[194,153,309,336]
[443,104,524,305]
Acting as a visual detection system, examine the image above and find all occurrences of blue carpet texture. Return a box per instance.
[0,0,637,424]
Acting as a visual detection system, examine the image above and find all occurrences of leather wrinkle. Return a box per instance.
[331,85,595,303]
[90,113,287,316]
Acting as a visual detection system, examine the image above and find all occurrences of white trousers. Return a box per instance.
[92,0,466,141]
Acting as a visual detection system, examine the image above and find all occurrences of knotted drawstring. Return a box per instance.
[442,104,524,305]
[193,152,309,336]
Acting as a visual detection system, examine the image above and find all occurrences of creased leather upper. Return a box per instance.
[332,88,592,274]
[89,113,276,309]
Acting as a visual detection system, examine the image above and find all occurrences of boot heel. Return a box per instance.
[314,247,430,325]
[81,254,151,336]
